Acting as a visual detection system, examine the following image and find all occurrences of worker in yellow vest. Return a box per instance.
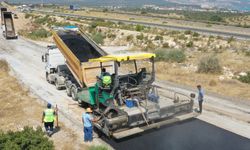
[42,103,57,137]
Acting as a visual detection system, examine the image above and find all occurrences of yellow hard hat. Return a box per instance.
[86,108,93,113]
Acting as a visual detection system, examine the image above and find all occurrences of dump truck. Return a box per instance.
[2,11,18,39]
[43,26,197,139]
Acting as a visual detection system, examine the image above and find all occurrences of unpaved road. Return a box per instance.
[0,28,250,149]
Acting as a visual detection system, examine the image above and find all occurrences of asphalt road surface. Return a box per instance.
[104,119,250,150]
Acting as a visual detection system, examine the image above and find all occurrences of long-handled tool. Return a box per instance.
[55,104,59,128]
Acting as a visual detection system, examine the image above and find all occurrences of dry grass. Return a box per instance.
[0,60,87,150]
[156,60,250,101]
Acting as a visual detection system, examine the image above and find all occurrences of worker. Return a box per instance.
[82,108,99,142]
[100,68,112,88]
[197,85,204,113]
[42,103,57,137]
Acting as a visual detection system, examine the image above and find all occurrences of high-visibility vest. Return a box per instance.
[44,109,55,123]
[102,75,111,86]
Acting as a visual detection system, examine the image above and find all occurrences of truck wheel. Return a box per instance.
[66,86,72,97]
[71,86,78,101]
[46,73,51,84]
[55,80,61,90]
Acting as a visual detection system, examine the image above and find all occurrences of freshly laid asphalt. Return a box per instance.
[103,119,250,150]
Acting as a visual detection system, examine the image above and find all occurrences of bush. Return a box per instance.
[210,15,223,22]
[155,49,186,63]
[154,35,163,41]
[89,145,108,150]
[28,29,51,40]
[0,127,54,150]
[34,15,52,25]
[238,72,250,84]
[184,30,192,35]
[136,34,144,40]
[126,35,133,41]
[162,42,169,48]
[186,41,193,47]
[227,36,235,43]
[245,51,250,57]
[92,33,104,45]
[135,24,145,32]
[197,55,222,74]
[193,32,200,37]
[24,13,32,19]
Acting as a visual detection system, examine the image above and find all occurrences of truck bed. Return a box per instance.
[52,28,111,87]
[2,12,16,39]
[57,30,103,62]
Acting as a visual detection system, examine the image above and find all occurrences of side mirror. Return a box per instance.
[190,93,196,98]
[50,68,55,74]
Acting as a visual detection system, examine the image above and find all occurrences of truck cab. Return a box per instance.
[42,45,69,89]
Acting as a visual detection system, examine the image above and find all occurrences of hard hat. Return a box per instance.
[86,108,93,113]
[47,103,52,108]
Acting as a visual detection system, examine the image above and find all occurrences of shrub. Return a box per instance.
[89,145,108,150]
[186,41,193,47]
[34,15,51,25]
[102,8,108,12]
[24,13,32,19]
[155,49,186,63]
[197,55,222,74]
[126,35,133,41]
[238,72,250,84]
[227,36,235,43]
[193,32,199,37]
[136,34,144,40]
[92,33,104,45]
[28,29,51,40]
[90,22,98,28]
[0,127,54,150]
[154,35,163,41]
[184,30,192,35]
[162,42,169,48]
[245,51,250,57]
[210,15,223,22]
[135,24,145,32]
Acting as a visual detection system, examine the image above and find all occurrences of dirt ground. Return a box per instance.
[0,60,87,150]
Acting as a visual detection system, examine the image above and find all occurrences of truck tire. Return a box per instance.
[71,85,78,101]
[55,80,61,90]
[46,73,52,84]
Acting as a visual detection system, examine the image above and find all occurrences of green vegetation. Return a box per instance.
[154,35,163,41]
[27,29,51,40]
[227,36,235,43]
[0,127,54,150]
[136,34,144,40]
[32,15,72,27]
[34,15,51,25]
[209,15,223,22]
[89,145,108,150]
[126,35,134,41]
[197,55,222,74]
[24,13,33,19]
[135,24,145,32]
[245,51,250,57]
[92,32,104,45]
[155,49,186,63]
[186,41,194,48]
[238,72,250,84]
